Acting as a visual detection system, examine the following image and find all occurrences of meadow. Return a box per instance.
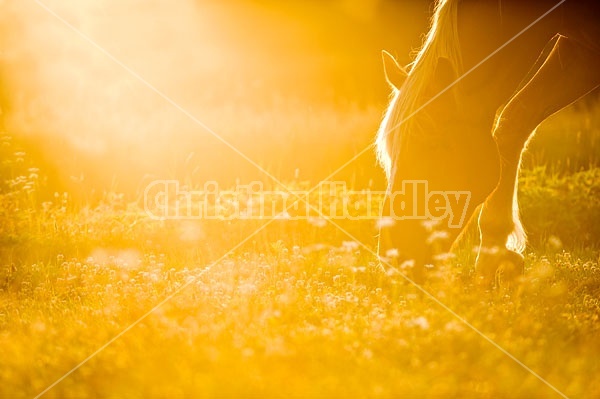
[1,1,600,398]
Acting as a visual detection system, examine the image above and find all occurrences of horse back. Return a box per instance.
[562,0,600,53]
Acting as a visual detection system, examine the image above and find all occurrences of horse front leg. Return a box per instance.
[476,123,528,287]
[476,36,600,287]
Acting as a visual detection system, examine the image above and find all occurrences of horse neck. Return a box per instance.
[455,0,562,123]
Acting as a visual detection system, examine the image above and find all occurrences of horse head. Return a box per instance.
[377,52,501,279]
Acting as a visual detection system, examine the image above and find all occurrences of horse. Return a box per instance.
[376,0,600,286]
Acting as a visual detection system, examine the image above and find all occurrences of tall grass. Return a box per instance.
[1,1,599,397]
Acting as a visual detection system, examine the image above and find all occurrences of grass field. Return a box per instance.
[1,1,600,398]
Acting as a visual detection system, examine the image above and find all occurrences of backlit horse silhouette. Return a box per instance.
[377,0,600,285]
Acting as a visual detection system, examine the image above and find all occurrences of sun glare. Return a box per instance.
[1,1,599,398]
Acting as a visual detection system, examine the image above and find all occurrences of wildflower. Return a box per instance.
[426,230,449,244]
[275,211,291,220]
[400,259,415,269]
[410,316,430,330]
[433,252,455,261]
[548,235,563,250]
[341,241,359,252]
[376,217,395,229]
[385,248,399,258]
[421,219,440,232]
[308,217,327,227]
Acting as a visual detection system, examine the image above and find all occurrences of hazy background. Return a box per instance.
[0,0,598,203]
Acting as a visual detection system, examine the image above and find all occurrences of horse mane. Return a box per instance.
[376,0,463,183]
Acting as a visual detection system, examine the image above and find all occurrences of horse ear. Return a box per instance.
[382,50,407,89]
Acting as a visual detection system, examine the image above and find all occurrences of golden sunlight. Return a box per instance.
[1,1,599,398]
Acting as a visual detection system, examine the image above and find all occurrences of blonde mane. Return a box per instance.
[376,0,463,183]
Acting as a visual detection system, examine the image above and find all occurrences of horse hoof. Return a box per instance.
[496,250,525,285]
[476,249,524,288]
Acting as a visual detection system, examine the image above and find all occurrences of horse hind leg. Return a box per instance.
[476,35,600,287]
